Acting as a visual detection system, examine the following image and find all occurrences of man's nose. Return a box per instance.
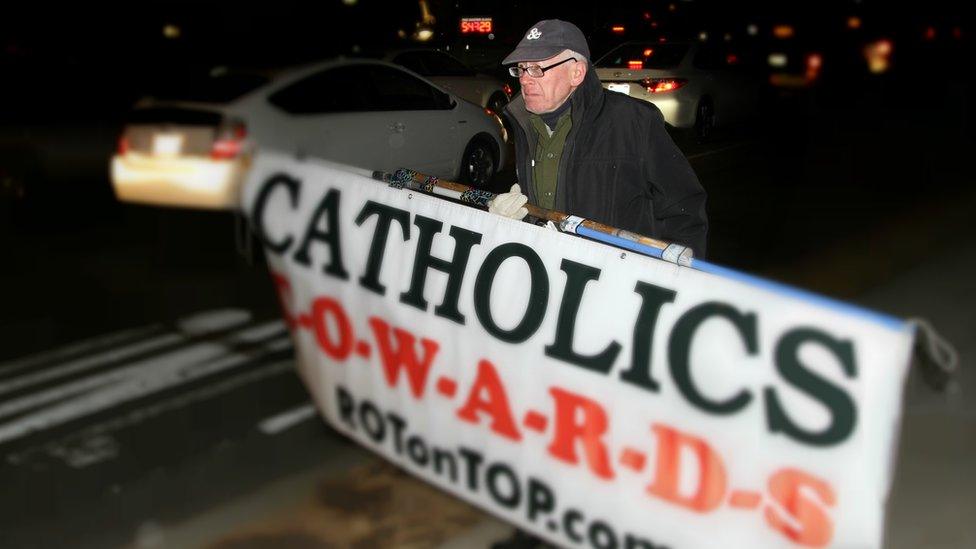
[519,71,534,87]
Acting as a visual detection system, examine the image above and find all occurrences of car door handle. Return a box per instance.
[389,122,406,133]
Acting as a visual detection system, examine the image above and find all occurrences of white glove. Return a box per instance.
[488,184,528,220]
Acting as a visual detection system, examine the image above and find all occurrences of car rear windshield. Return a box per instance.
[148,72,270,103]
[595,44,689,69]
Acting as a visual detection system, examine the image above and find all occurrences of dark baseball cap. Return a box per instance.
[502,19,591,65]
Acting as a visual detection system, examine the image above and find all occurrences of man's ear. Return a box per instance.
[571,61,587,86]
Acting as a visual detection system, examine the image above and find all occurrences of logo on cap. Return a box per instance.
[527,28,542,40]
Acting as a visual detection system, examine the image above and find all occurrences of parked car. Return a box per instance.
[594,41,761,140]
[385,48,512,113]
[111,59,508,210]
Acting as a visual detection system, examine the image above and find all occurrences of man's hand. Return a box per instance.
[488,184,529,220]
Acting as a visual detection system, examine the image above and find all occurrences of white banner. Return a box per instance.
[242,152,915,549]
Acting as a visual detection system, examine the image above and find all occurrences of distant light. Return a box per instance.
[341,0,357,5]
[773,25,795,39]
[864,39,892,74]
[162,24,181,39]
[628,60,643,70]
[415,28,434,41]
[643,11,651,20]
[669,3,677,12]
[746,24,758,36]
[612,25,625,34]
[847,16,862,30]
[726,53,739,65]
[768,53,788,67]
[806,53,822,69]
[924,26,936,41]
[651,22,659,29]
[724,33,732,42]
[952,27,962,40]
[659,36,668,43]
[698,31,708,41]
[397,29,407,39]
[643,48,654,57]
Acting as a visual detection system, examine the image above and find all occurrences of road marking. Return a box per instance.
[0,310,275,397]
[0,325,291,445]
[258,403,318,435]
[0,320,287,418]
[7,360,295,468]
[686,141,754,161]
[0,325,162,378]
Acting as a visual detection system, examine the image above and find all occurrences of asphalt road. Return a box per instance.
[0,79,974,548]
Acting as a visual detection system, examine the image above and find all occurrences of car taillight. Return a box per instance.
[502,83,513,98]
[117,134,130,155]
[640,78,688,93]
[211,119,247,160]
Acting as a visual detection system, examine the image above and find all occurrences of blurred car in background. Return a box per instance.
[111,59,507,210]
[384,48,512,113]
[594,41,761,140]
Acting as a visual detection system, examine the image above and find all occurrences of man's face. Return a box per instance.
[518,54,583,114]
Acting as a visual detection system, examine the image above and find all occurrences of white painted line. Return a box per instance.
[258,403,317,435]
[686,141,754,161]
[0,333,185,397]
[0,319,287,420]
[0,325,162,378]
[0,330,292,445]
[7,360,296,469]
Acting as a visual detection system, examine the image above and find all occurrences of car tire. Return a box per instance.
[487,92,509,114]
[694,98,715,142]
[458,137,497,189]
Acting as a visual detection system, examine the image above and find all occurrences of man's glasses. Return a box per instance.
[508,57,578,78]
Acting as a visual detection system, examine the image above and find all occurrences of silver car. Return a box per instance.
[111,59,507,210]
[595,41,760,140]
[385,48,512,113]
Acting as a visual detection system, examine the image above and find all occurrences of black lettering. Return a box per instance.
[619,281,677,392]
[356,201,411,295]
[400,216,482,324]
[486,462,521,509]
[336,385,355,428]
[588,520,618,549]
[407,436,430,466]
[386,412,407,455]
[433,447,458,483]
[251,173,300,254]
[527,478,555,522]
[458,446,484,491]
[669,302,757,414]
[292,188,349,279]
[474,243,549,343]
[545,259,621,374]
[563,509,585,544]
[358,400,385,443]
[765,328,858,446]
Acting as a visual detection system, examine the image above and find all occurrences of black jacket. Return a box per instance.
[503,68,709,257]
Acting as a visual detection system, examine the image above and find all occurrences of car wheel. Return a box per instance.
[487,92,508,114]
[694,99,715,141]
[458,138,496,189]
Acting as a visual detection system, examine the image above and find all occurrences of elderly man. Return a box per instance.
[491,19,708,257]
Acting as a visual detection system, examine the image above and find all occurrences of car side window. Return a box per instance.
[392,52,431,76]
[420,52,475,76]
[367,66,453,111]
[268,66,374,114]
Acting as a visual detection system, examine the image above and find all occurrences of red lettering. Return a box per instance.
[270,272,296,328]
[368,317,439,398]
[547,387,614,480]
[455,360,522,441]
[646,424,727,513]
[311,297,353,360]
[764,468,835,547]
